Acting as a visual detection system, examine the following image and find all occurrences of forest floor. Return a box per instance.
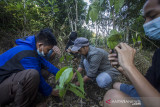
[33,46,153,107]
[1,35,154,107]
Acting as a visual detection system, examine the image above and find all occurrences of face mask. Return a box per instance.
[37,47,45,57]
[46,49,53,59]
[143,17,160,40]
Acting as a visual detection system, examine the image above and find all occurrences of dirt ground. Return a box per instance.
[1,38,153,107]
[33,47,153,107]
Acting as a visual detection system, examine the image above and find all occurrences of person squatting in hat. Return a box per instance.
[71,37,120,88]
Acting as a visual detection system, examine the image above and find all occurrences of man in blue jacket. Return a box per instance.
[0,28,59,106]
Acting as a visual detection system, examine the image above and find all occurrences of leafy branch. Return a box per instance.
[55,67,85,107]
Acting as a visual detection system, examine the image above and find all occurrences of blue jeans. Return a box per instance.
[83,59,112,88]
[120,84,144,107]
[120,84,140,98]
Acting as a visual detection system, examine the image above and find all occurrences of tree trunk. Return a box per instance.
[126,22,129,43]
[95,22,98,46]
[67,6,74,31]
[23,0,26,36]
[75,0,78,31]
[111,7,115,29]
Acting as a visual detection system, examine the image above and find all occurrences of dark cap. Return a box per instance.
[71,37,89,52]
[69,32,77,41]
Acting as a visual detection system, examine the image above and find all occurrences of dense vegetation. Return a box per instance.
[0,0,158,106]
[1,0,160,50]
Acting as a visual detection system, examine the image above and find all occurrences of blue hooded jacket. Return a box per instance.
[0,35,59,96]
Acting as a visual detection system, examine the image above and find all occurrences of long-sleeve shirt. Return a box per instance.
[79,46,119,78]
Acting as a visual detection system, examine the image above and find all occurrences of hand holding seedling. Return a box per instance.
[115,43,136,72]
[52,89,59,96]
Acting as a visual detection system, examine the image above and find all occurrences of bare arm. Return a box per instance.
[72,67,83,81]
[77,67,83,72]
[114,43,160,106]
[125,65,160,106]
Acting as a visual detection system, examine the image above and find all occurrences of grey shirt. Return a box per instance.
[79,46,120,78]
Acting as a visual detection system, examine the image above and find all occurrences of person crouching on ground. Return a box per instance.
[0,28,60,106]
[71,37,120,88]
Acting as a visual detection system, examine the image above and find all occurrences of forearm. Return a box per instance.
[125,65,160,106]
[77,67,83,72]
[72,67,83,80]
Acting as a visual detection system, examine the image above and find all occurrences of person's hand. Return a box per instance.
[115,43,136,72]
[51,89,59,96]
[53,46,61,56]
[108,50,124,73]
[75,81,80,86]
[72,72,77,81]
[66,49,71,53]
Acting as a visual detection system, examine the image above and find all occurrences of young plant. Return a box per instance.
[55,67,85,106]
[107,29,122,49]
[59,53,74,67]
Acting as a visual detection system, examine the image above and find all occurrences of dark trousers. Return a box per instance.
[0,69,40,107]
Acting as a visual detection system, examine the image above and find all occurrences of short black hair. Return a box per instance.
[36,28,57,46]
[69,32,77,41]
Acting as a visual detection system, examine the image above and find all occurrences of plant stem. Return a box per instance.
[63,98,64,107]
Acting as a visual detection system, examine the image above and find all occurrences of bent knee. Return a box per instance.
[28,69,39,76]
[103,89,132,107]
[104,89,129,100]
[104,89,119,98]
[96,73,112,88]
[27,69,40,82]
[96,80,112,88]
[103,89,122,103]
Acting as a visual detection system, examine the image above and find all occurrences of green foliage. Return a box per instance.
[59,88,67,98]
[2,0,60,33]
[86,6,91,24]
[107,30,122,49]
[109,0,114,6]
[109,0,124,13]
[87,0,125,22]
[59,53,74,66]
[0,0,87,38]
[56,67,85,99]
[59,56,65,63]
[68,84,85,98]
[66,54,73,62]
[132,37,136,45]
[115,0,124,13]
[77,27,93,41]
[131,16,145,34]
[56,66,68,81]
[86,0,105,22]
[100,0,104,6]
[59,68,73,89]
[76,70,84,93]
[89,5,99,22]
[137,36,143,49]
[132,32,143,49]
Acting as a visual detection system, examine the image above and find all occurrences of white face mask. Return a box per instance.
[143,17,160,40]
[37,46,45,56]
